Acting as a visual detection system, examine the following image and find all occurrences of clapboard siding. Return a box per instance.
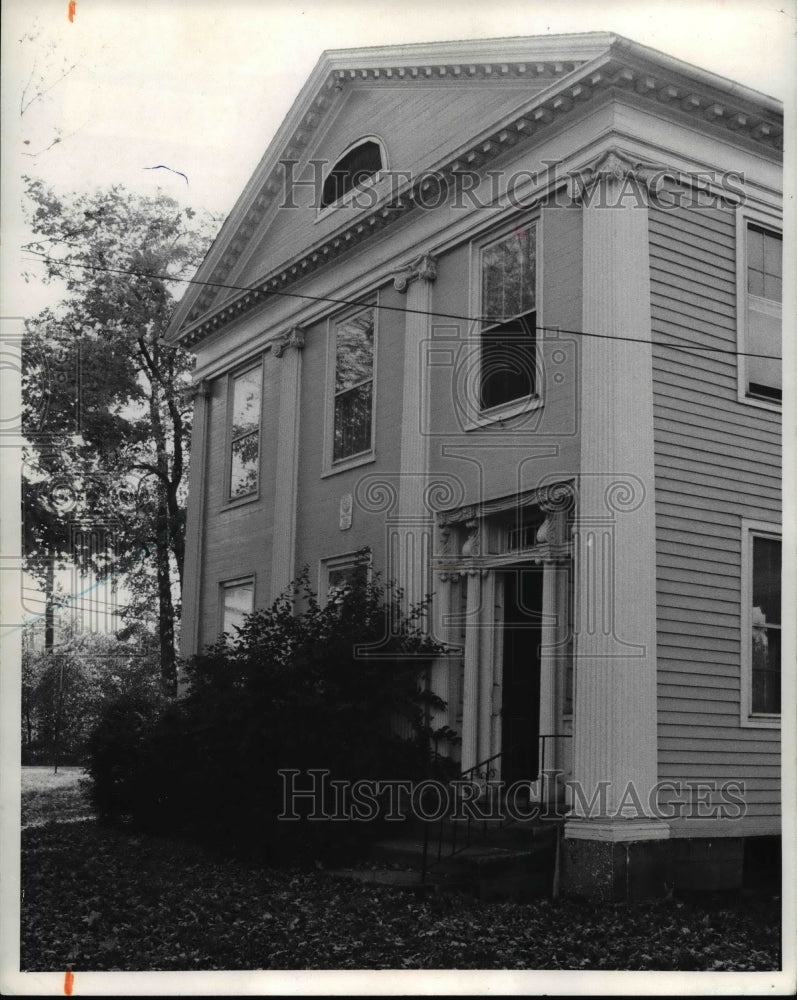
[649,202,781,826]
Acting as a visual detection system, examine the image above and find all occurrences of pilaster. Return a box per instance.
[270,327,305,602]
[569,152,665,842]
[180,379,211,661]
[393,255,437,612]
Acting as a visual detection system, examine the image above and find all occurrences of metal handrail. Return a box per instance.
[420,732,572,882]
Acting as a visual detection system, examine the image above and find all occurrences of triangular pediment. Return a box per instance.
[167,32,782,347]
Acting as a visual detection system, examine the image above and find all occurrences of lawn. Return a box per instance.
[20,772,781,972]
[21,766,94,828]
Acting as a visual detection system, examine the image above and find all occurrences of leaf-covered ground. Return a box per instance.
[22,819,780,971]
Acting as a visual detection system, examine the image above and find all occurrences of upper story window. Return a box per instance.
[740,221,781,405]
[479,226,538,412]
[320,139,384,209]
[228,364,262,500]
[741,519,781,727]
[220,578,254,638]
[333,306,375,463]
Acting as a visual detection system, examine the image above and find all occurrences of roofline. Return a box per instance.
[166,31,783,342]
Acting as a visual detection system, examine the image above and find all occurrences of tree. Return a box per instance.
[21,626,162,767]
[22,180,219,692]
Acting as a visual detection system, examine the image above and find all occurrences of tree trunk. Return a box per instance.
[44,556,55,651]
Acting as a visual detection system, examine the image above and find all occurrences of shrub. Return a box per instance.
[88,568,457,863]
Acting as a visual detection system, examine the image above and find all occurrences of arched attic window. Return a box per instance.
[320,138,385,209]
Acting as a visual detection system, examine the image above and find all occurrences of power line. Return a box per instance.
[21,250,783,361]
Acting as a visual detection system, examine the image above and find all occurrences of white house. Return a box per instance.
[165,33,783,898]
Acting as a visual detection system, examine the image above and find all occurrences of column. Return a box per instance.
[269,327,305,603]
[567,151,667,864]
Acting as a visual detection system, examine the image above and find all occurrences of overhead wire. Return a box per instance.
[21,249,783,361]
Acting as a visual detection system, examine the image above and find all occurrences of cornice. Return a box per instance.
[170,39,783,350]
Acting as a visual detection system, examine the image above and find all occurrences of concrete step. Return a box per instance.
[367,828,559,900]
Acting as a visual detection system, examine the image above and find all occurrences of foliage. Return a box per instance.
[22,627,162,766]
[21,818,780,971]
[87,568,453,862]
[21,180,219,690]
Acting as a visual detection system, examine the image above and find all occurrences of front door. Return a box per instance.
[500,566,542,787]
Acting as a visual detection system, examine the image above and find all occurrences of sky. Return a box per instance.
[2,0,795,223]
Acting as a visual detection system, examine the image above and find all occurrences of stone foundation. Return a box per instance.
[563,834,780,899]
[562,837,670,901]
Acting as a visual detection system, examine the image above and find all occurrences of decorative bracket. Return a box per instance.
[568,148,668,204]
[273,326,306,357]
[392,253,437,293]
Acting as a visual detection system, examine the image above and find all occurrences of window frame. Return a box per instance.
[466,214,544,429]
[225,357,265,506]
[736,211,782,412]
[219,576,256,640]
[319,549,372,605]
[316,135,388,219]
[323,300,378,477]
[740,518,781,729]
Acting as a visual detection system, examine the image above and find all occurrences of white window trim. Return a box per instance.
[322,299,378,477]
[735,210,782,412]
[464,213,544,431]
[315,135,389,220]
[740,517,781,729]
[219,575,256,639]
[224,357,265,507]
[318,549,372,605]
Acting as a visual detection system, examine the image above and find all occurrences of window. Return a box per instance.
[220,579,254,637]
[741,521,781,724]
[741,221,782,404]
[479,226,537,412]
[332,306,374,463]
[321,550,371,604]
[321,139,384,209]
[228,364,262,499]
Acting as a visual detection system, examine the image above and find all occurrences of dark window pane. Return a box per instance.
[480,315,536,410]
[334,382,373,460]
[230,432,259,497]
[753,536,781,624]
[231,367,261,438]
[336,309,374,392]
[752,627,780,714]
[321,140,383,208]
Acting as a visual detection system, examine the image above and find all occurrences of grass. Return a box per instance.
[20,774,781,973]
[21,765,94,828]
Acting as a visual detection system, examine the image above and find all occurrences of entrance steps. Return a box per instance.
[332,815,564,900]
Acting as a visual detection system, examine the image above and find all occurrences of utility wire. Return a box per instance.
[21,250,783,361]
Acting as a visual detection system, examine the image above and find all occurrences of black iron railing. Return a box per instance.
[420,732,572,882]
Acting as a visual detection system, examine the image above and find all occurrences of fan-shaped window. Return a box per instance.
[321,139,384,209]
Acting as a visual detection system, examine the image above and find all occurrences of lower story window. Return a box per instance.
[321,550,371,604]
[743,522,781,719]
[221,578,254,638]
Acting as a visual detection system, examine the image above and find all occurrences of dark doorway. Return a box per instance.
[501,566,542,787]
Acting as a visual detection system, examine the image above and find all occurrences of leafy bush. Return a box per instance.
[87,568,456,863]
